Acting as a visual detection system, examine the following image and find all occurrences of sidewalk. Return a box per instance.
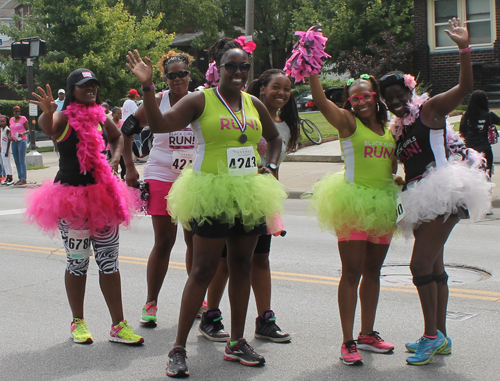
[22,138,500,207]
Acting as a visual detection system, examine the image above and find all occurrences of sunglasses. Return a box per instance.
[348,92,377,106]
[165,70,190,80]
[220,63,251,73]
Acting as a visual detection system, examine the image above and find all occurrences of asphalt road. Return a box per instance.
[1,188,500,381]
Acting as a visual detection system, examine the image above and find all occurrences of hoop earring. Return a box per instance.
[376,103,380,112]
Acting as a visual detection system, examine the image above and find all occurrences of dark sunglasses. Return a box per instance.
[220,63,251,73]
[165,70,190,80]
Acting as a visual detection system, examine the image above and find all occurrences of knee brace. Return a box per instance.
[434,271,449,285]
[412,274,435,287]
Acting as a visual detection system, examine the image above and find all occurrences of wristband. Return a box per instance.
[142,84,155,92]
[459,46,471,53]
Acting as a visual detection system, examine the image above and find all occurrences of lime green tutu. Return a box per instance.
[167,167,287,231]
[304,172,399,238]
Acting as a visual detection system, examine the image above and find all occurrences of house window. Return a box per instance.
[431,0,494,50]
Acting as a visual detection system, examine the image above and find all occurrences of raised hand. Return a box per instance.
[30,84,58,114]
[444,17,469,49]
[126,50,153,86]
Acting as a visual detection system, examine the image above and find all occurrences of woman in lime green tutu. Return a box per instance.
[126,37,286,377]
[309,72,399,365]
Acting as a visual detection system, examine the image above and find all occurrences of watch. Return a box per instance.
[142,84,155,91]
[266,163,277,172]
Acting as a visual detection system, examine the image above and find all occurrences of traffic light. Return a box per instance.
[11,38,46,60]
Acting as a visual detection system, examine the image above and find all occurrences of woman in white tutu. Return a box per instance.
[379,18,492,365]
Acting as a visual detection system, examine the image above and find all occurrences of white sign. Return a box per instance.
[29,103,38,117]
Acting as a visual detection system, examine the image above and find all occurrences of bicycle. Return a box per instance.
[300,117,322,145]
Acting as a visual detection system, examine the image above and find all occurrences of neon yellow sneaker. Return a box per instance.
[71,318,93,344]
[109,320,144,345]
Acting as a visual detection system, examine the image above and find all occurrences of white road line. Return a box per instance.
[0,209,26,216]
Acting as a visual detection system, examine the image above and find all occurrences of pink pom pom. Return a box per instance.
[404,74,417,90]
[284,26,331,83]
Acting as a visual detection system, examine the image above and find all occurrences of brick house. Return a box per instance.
[414,0,500,105]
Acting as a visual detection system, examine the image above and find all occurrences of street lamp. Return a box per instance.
[11,37,46,166]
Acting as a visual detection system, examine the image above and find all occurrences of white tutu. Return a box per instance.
[398,155,493,238]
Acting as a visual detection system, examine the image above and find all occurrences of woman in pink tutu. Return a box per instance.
[26,68,144,346]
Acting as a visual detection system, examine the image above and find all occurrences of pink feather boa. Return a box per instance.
[284,27,331,83]
[25,103,141,235]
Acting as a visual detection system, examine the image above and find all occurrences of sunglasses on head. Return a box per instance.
[165,70,190,80]
[348,92,377,106]
[220,63,251,73]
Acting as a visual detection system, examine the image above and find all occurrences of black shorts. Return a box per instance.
[190,217,267,239]
[220,234,272,258]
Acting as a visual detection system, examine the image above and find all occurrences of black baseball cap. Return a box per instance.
[67,68,99,88]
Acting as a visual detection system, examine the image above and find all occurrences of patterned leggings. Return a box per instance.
[59,220,120,276]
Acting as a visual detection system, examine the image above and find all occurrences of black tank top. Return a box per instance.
[54,124,108,186]
[396,111,448,183]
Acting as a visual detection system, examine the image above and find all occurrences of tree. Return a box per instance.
[0,0,173,101]
[292,0,414,76]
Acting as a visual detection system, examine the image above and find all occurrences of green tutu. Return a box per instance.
[167,167,287,231]
[305,172,398,238]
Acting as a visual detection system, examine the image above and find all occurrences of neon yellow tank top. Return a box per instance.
[340,117,395,189]
[190,89,262,174]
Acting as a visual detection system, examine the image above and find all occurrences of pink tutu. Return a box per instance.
[25,180,142,236]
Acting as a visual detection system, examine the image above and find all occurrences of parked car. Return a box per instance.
[325,87,344,107]
[296,87,344,111]
[296,91,316,111]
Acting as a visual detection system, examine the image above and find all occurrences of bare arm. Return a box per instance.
[134,92,163,127]
[122,133,139,187]
[252,96,282,176]
[126,50,203,133]
[104,117,123,174]
[422,18,473,128]
[309,74,355,138]
[30,85,67,139]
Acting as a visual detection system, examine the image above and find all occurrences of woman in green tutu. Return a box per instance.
[126,37,286,378]
[308,72,399,365]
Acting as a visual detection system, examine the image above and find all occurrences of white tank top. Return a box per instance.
[143,90,196,182]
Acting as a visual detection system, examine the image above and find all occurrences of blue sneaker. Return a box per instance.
[406,331,447,365]
[406,335,452,355]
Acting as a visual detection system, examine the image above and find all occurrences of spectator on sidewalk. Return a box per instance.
[1,115,14,185]
[55,89,66,111]
[123,89,141,158]
[9,105,29,185]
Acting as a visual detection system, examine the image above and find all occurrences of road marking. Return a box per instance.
[0,209,26,216]
[2,242,500,302]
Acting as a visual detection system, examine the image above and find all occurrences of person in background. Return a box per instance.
[55,89,66,111]
[9,105,29,186]
[1,115,14,185]
[102,102,112,119]
[123,89,141,158]
[111,107,126,179]
[460,90,500,178]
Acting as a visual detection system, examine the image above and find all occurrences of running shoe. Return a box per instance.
[198,309,229,342]
[140,300,158,327]
[71,318,93,344]
[340,341,363,365]
[406,331,447,365]
[196,300,208,318]
[166,346,190,378]
[255,310,291,342]
[109,320,144,345]
[223,338,265,366]
[5,179,14,185]
[406,336,452,355]
[357,331,394,353]
[0,176,5,183]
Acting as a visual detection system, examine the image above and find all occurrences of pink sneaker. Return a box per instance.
[357,331,394,353]
[196,300,208,318]
[340,341,363,365]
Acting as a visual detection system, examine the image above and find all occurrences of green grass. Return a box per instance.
[26,146,55,153]
[299,112,339,141]
[27,165,48,170]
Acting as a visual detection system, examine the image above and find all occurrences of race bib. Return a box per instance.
[67,229,92,259]
[396,195,405,223]
[171,151,194,173]
[227,147,257,176]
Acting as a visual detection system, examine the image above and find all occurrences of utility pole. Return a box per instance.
[245,0,254,83]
